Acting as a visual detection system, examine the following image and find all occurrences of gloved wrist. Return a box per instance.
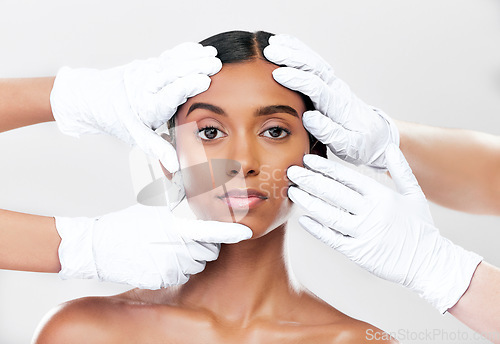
[345,95,400,169]
[373,108,400,149]
[50,66,128,139]
[51,66,101,137]
[55,204,251,289]
[409,231,483,313]
[361,107,401,170]
[55,216,99,280]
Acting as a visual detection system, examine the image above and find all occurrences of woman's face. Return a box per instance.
[174,59,310,239]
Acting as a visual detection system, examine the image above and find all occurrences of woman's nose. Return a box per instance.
[225,138,260,178]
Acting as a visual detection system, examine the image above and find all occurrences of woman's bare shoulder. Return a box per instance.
[324,319,398,344]
[32,295,148,344]
[292,291,398,343]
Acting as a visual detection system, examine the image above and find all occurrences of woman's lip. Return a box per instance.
[217,189,268,199]
[216,189,268,210]
[217,195,266,210]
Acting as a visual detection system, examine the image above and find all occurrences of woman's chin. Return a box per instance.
[236,220,274,240]
[186,195,291,239]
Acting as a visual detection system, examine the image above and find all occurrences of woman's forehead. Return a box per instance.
[179,60,306,117]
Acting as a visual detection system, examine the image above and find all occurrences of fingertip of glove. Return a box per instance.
[385,143,399,158]
[384,143,402,170]
[271,68,292,84]
[195,73,212,90]
[184,72,211,83]
[143,133,179,173]
[269,33,293,46]
[298,216,325,239]
[203,45,218,57]
[159,153,180,173]
[175,73,212,94]
[163,42,217,61]
[298,215,314,229]
[271,67,288,78]
[208,58,222,76]
[272,67,304,83]
[303,153,322,168]
[233,223,253,241]
[207,221,253,243]
[263,45,280,60]
[302,110,322,121]
[287,185,302,202]
[302,110,327,129]
[286,165,302,181]
[162,42,199,57]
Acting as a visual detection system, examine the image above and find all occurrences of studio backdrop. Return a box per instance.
[1,0,499,343]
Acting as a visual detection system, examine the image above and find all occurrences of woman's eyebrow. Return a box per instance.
[255,105,298,118]
[185,103,299,118]
[186,103,226,117]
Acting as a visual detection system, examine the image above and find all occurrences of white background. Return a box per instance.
[1,0,500,343]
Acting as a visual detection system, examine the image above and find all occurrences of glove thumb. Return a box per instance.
[302,110,352,160]
[129,119,180,173]
[177,218,253,244]
[385,143,422,196]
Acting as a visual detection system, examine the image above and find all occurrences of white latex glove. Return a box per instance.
[55,204,252,289]
[264,34,399,169]
[287,145,482,313]
[50,42,222,172]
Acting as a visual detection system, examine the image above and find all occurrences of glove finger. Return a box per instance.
[186,241,220,262]
[153,73,212,117]
[272,67,343,119]
[147,241,186,288]
[174,249,206,276]
[301,154,373,195]
[171,56,222,77]
[154,56,222,89]
[157,141,180,174]
[264,44,321,71]
[182,258,206,275]
[302,110,357,160]
[160,42,217,60]
[269,34,313,52]
[298,215,352,250]
[150,237,203,283]
[177,219,253,244]
[288,186,357,236]
[287,165,363,214]
[137,73,211,131]
[385,143,423,197]
[126,119,180,172]
[264,39,335,85]
[124,71,211,131]
[268,34,326,66]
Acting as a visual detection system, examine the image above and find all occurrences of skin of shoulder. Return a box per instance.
[328,320,399,344]
[304,308,397,344]
[32,292,398,344]
[292,291,398,344]
[32,296,134,344]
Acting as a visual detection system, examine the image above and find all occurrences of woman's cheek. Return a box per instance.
[266,164,292,200]
[260,182,271,199]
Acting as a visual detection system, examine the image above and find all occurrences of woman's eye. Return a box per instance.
[197,127,225,140]
[262,126,290,139]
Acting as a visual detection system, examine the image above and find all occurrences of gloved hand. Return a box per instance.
[287,144,482,313]
[55,204,252,289]
[264,34,399,169]
[50,42,222,172]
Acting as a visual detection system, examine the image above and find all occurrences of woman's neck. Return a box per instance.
[174,223,299,327]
